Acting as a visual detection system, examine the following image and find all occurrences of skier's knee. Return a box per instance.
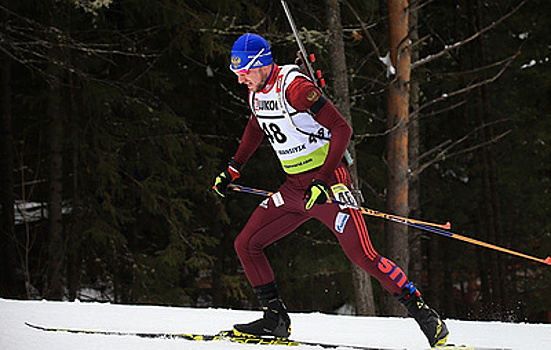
[234,234,249,259]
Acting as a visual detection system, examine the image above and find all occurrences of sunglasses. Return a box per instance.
[230,48,265,75]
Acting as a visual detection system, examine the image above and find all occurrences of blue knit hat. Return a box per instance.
[230,33,273,72]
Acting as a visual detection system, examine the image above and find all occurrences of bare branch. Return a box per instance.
[411,0,526,70]
[411,50,520,119]
[356,47,517,143]
[417,139,453,163]
[409,0,438,13]
[411,120,512,178]
[412,100,467,122]
[358,176,385,203]
[0,3,159,83]
[441,52,523,78]
[341,0,384,66]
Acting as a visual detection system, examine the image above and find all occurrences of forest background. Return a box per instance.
[1,0,550,324]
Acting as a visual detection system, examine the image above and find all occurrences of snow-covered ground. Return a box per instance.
[1,298,549,350]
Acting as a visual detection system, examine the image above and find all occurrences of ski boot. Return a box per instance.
[395,286,449,347]
[233,281,291,339]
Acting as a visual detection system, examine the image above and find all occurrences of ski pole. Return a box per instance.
[228,184,451,230]
[228,184,551,266]
[410,222,551,266]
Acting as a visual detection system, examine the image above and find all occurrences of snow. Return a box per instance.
[1,298,550,350]
[520,60,537,69]
[379,52,396,77]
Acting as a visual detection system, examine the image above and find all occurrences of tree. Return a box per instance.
[0,0,223,303]
[407,0,541,320]
[383,0,410,317]
[407,0,423,296]
[325,0,376,316]
[0,3,17,297]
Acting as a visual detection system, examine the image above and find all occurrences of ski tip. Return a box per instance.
[444,222,451,229]
[544,256,551,265]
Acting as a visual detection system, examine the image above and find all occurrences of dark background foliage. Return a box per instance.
[0,0,549,323]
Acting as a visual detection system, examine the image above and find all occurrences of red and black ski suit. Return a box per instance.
[232,64,414,297]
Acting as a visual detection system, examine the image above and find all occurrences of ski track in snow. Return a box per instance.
[1,298,550,350]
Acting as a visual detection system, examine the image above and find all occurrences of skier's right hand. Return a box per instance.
[212,159,242,197]
[303,179,330,210]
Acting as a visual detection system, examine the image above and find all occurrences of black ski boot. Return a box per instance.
[233,281,291,339]
[395,287,449,347]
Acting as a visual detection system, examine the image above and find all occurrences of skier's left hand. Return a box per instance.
[303,179,330,210]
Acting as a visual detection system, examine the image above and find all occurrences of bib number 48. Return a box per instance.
[262,122,287,144]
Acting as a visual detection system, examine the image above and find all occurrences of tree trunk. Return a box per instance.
[325,0,375,315]
[407,0,423,289]
[45,1,66,299]
[383,0,410,317]
[475,90,506,319]
[62,7,83,302]
[66,71,80,301]
[0,27,17,297]
[46,75,65,300]
[469,0,506,319]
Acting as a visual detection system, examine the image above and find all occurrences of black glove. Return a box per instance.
[303,179,330,210]
[212,159,242,197]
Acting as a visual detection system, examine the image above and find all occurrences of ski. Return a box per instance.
[431,345,511,350]
[25,322,401,350]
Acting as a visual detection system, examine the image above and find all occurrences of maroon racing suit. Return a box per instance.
[232,64,414,297]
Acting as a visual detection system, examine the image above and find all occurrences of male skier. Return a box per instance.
[212,33,449,347]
